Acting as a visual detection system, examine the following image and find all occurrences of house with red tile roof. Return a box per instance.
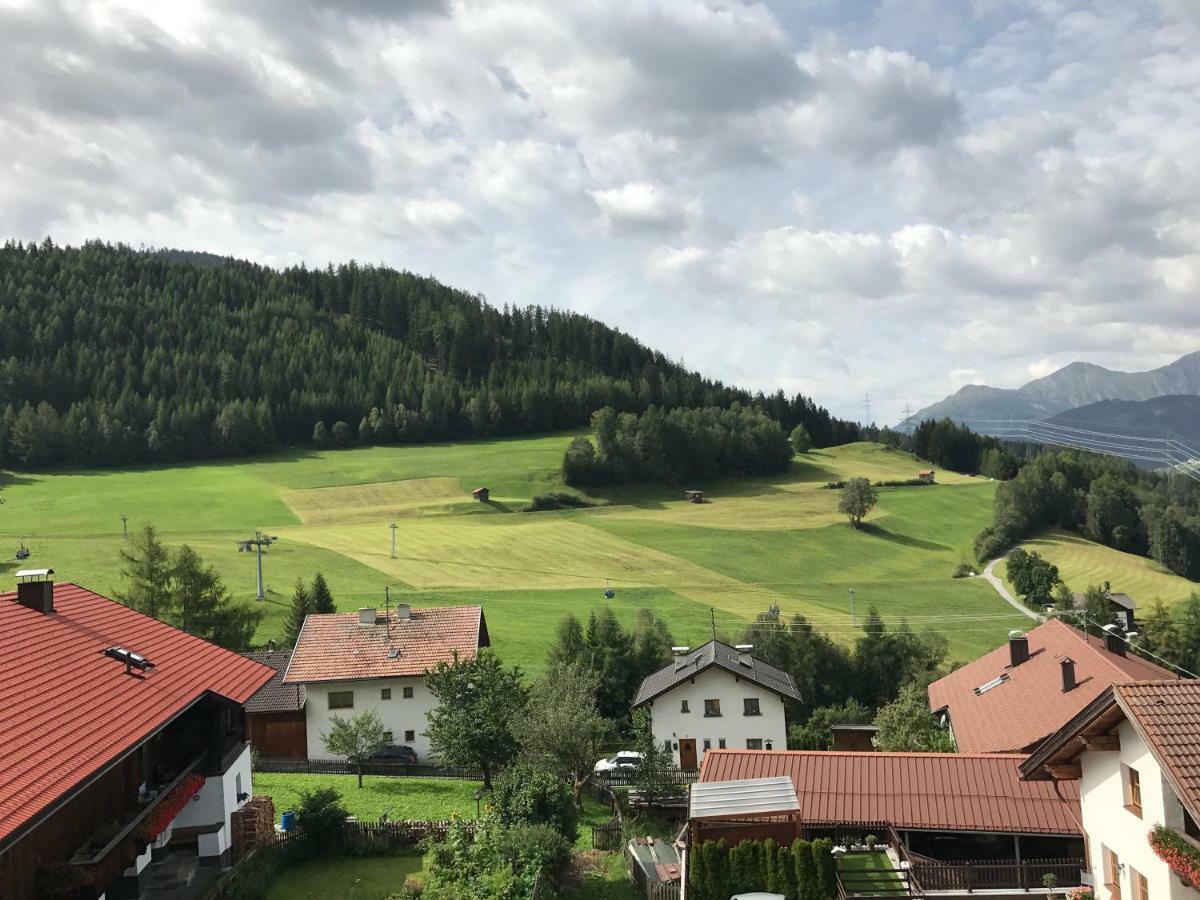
[284,602,488,762]
[928,617,1176,754]
[1022,681,1200,900]
[0,573,275,900]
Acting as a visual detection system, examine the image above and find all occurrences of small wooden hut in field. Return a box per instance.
[472,487,490,502]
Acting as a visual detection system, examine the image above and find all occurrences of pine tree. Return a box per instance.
[793,839,817,900]
[310,571,336,614]
[283,578,313,647]
[118,524,173,619]
[811,839,838,900]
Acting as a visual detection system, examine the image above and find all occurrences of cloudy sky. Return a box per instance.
[2,0,1199,423]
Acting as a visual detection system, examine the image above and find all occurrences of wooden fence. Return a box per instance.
[254,757,484,779]
[593,820,623,850]
[600,768,698,788]
[910,857,1084,892]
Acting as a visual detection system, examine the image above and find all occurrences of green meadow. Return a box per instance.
[1,434,1038,671]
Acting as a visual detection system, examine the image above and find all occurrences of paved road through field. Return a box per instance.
[978,556,1042,623]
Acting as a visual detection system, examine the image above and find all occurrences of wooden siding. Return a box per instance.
[0,752,141,900]
[247,711,307,759]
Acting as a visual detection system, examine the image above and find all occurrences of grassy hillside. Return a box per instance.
[1008,529,1199,606]
[0,435,1033,671]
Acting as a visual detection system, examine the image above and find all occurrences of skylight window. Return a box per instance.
[974,673,1009,695]
[103,646,154,672]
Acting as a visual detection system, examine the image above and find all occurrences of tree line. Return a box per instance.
[561,404,794,487]
[0,239,857,469]
[974,449,1200,579]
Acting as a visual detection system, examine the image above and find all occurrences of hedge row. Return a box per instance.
[687,837,837,900]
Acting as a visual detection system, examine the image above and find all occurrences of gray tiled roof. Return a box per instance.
[242,650,306,713]
[631,640,801,708]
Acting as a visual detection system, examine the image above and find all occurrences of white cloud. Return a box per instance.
[1,0,1199,425]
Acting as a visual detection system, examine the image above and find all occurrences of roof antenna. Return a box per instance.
[710,607,716,642]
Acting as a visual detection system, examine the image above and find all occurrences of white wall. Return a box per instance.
[305,675,438,761]
[647,667,788,768]
[173,743,252,859]
[1079,719,1192,900]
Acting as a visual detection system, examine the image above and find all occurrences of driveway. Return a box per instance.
[977,556,1041,623]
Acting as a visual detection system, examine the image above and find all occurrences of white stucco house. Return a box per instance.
[631,640,800,770]
[284,603,489,762]
[1022,680,1200,900]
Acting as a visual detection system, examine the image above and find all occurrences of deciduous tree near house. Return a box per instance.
[321,708,388,788]
[523,662,609,809]
[630,708,682,804]
[873,682,955,752]
[425,649,528,789]
[838,477,877,528]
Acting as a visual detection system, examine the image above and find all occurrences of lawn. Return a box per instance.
[838,851,906,896]
[2,432,1047,669]
[265,854,428,900]
[252,773,483,821]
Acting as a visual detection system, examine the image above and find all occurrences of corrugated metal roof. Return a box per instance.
[928,618,1175,753]
[632,640,801,707]
[243,650,305,713]
[698,750,1081,835]
[285,606,487,683]
[690,776,800,820]
[0,583,275,847]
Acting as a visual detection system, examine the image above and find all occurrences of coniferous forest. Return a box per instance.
[0,240,859,468]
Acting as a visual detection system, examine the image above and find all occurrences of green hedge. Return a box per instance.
[688,837,838,900]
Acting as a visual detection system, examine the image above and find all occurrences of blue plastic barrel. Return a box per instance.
[281,811,296,832]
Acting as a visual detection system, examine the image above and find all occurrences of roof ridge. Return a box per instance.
[708,748,1031,760]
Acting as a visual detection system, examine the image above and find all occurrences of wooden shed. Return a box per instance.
[242,649,307,759]
[684,490,704,504]
[917,470,936,484]
[472,487,490,502]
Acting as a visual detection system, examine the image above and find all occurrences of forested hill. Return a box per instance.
[0,240,858,468]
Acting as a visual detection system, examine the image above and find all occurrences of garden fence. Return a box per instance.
[254,757,484,779]
[600,768,698,788]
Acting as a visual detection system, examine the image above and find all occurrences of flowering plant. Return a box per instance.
[134,772,206,844]
[1065,889,1094,900]
[1149,824,1200,886]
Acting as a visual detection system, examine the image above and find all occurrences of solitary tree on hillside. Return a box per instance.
[322,709,388,788]
[310,571,336,614]
[838,477,877,528]
[283,578,313,647]
[789,424,813,453]
[118,524,172,619]
[425,649,528,788]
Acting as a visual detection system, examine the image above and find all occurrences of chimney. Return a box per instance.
[672,646,691,671]
[1103,624,1126,657]
[1008,630,1029,667]
[16,568,54,614]
[358,607,377,626]
[395,603,411,620]
[735,644,754,667]
[1060,657,1076,693]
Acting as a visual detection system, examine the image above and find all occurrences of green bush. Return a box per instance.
[296,788,350,854]
[793,839,818,900]
[491,759,579,843]
[951,562,974,578]
[811,838,837,899]
[522,491,595,512]
[496,823,572,882]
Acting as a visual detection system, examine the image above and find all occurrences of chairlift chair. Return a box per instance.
[603,578,615,600]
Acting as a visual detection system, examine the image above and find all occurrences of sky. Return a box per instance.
[2,0,1199,424]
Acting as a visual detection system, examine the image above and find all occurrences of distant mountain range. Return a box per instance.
[902,352,1200,428]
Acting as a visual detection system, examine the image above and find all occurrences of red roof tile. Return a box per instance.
[1116,681,1200,816]
[284,606,487,683]
[698,749,1081,835]
[0,583,275,846]
[928,618,1175,753]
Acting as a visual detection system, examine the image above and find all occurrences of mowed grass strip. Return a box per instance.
[283,477,472,525]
